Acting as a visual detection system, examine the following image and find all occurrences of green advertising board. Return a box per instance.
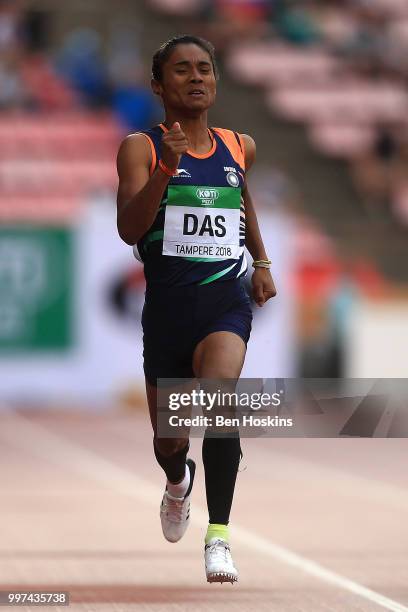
[0,226,73,351]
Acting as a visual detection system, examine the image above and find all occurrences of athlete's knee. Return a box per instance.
[198,366,240,380]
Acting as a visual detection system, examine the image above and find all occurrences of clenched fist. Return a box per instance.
[252,267,277,307]
[161,122,189,170]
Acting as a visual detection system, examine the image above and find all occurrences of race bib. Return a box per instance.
[163,185,241,259]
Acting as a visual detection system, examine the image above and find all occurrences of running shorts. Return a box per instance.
[142,278,253,386]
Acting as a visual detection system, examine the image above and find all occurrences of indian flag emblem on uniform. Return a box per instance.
[226,171,239,187]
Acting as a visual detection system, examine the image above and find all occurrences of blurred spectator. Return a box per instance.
[393,182,408,226]
[0,0,23,55]
[216,0,270,23]
[21,53,75,111]
[202,0,271,52]
[387,19,408,75]
[21,8,51,52]
[107,25,161,131]
[111,85,161,132]
[0,57,26,108]
[338,4,389,75]
[297,260,340,377]
[55,28,110,108]
[317,4,359,48]
[275,0,321,46]
[0,0,27,107]
[325,260,359,378]
[351,123,407,221]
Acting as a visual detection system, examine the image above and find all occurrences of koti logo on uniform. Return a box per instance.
[196,188,219,205]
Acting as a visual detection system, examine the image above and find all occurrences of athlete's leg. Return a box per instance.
[146,378,197,543]
[193,331,246,380]
[145,378,191,484]
[193,331,246,541]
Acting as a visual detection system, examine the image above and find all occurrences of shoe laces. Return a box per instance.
[207,539,231,563]
[163,492,187,523]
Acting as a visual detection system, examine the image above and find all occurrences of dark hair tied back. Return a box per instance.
[152,34,218,82]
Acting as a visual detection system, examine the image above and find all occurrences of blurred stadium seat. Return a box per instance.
[269,82,408,125]
[308,123,376,159]
[227,44,342,86]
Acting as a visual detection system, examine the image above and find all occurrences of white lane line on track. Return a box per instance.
[1,411,407,612]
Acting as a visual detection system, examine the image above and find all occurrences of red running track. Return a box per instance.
[0,409,407,612]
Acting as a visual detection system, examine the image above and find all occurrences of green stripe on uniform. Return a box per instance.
[198,262,237,285]
[143,229,163,252]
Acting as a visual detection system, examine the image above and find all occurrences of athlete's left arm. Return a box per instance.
[241,133,277,307]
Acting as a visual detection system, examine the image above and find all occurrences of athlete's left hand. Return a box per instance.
[251,268,277,307]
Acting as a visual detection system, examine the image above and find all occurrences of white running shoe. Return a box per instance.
[205,537,238,584]
[160,458,196,543]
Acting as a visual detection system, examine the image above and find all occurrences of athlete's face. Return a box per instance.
[153,44,217,113]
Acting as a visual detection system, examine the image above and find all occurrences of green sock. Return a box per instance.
[205,523,229,544]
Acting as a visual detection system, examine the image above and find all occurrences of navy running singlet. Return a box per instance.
[133,123,247,287]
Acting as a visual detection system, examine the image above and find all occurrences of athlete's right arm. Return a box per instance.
[116,134,170,245]
[116,123,189,245]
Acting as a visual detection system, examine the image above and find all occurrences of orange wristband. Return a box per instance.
[158,159,177,177]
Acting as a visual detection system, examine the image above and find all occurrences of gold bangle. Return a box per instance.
[252,259,271,269]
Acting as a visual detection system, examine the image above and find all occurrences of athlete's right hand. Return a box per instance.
[161,122,189,170]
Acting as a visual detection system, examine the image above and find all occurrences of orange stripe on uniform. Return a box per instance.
[139,132,157,176]
[212,128,245,171]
